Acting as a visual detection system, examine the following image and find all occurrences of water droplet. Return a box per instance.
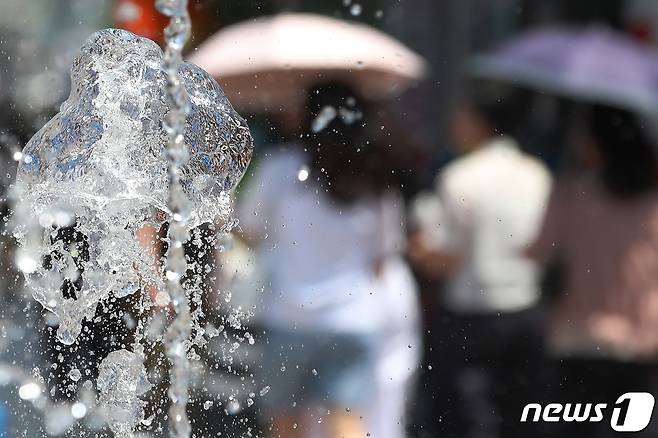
[15,253,38,274]
[68,368,81,382]
[18,382,41,400]
[155,0,187,16]
[115,1,141,22]
[297,165,310,182]
[71,402,87,419]
[311,106,337,133]
[155,291,171,306]
[226,399,241,415]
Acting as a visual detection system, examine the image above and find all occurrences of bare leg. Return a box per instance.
[268,412,304,438]
[328,409,366,438]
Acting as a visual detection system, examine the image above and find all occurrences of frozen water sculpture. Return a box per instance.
[13,28,253,345]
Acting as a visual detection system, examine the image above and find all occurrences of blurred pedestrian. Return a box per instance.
[528,104,658,438]
[238,82,420,438]
[409,81,552,438]
[190,13,426,437]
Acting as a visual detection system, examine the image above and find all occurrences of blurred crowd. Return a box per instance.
[3,1,658,437]
[233,80,658,438]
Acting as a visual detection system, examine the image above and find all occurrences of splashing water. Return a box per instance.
[11,19,253,438]
[15,27,251,346]
[97,349,151,437]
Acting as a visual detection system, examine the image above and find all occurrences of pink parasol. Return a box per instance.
[188,13,427,111]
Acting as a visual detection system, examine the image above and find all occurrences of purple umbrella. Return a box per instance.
[470,25,658,114]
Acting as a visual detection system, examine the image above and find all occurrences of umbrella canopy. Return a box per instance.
[470,25,658,114]
[188,13,427,111]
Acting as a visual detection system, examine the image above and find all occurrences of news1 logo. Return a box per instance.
[520,392,655,432]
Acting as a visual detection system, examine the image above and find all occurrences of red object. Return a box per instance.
[627,21,653,44]
[113,0,169,45]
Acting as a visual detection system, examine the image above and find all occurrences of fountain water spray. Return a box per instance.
[10,2,253,434]
[156,0,193,436]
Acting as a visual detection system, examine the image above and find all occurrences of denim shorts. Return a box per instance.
[258,328,377,412]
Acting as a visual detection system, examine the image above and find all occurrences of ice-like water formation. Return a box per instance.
[97,349,151,436]
[14,28,253,345]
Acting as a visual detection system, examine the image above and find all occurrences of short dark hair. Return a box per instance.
[466,79,527,136]
[303,81,372,203]
[588,104,656,198]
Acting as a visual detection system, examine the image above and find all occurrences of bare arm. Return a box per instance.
[407,228,461,280]
[136,222,163,304]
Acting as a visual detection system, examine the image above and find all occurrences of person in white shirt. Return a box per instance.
[409,81,551,438]
[420,135,551,312]
[239,82,420,438]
